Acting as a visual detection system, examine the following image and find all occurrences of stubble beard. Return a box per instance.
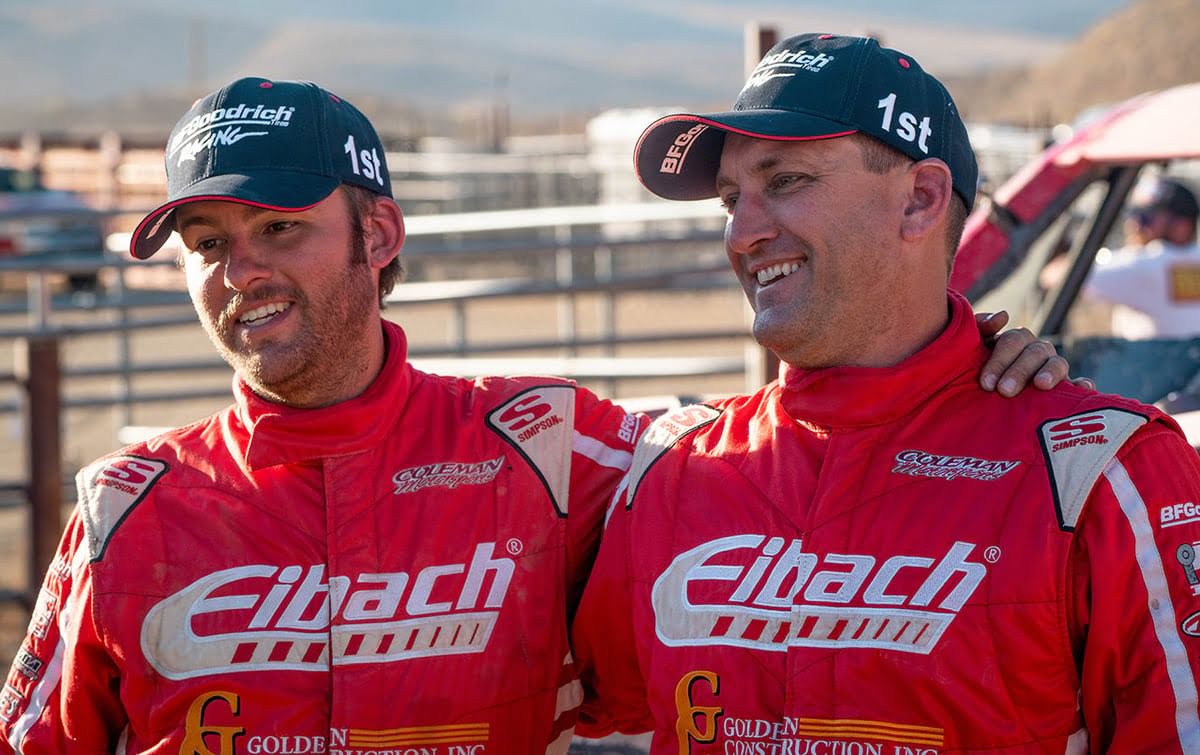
[204,236,379,406]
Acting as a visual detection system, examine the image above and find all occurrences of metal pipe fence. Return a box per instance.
[1,200,758,607]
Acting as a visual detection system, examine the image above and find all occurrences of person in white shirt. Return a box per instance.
[1083,176,1200,339]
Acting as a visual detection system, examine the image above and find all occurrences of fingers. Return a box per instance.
[975,310,1010,341]
[980,328,1062,396]
[1071,376,1097,392]
[1031,355,1071,391]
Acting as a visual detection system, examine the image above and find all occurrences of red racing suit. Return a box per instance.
[573,292,1200,753]
[1,320,646,755]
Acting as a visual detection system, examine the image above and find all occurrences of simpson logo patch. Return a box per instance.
[892,450,1020,481]
[1039,408,1147,531]
[487,385,575,516]
[79,455,168,562]
[626,405,720,506]
[1046,414,1109,451]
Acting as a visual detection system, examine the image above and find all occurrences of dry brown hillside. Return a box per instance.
[949,0,1200,125]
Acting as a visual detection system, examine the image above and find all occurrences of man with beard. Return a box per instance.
[1,77,1075,754]
[571,33,1200,753]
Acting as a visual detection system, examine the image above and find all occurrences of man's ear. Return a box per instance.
[900,159,952,243]
[365,197,405,270]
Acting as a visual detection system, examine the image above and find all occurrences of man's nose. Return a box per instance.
[725,193,778,256]
[222,238,273,290]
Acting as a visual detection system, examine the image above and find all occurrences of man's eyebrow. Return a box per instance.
[716,155,784,191]
[175,214,215,233]
[175,205,274,233]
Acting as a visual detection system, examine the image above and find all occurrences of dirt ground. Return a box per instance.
[0,283,750,720]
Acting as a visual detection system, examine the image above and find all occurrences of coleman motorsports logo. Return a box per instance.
[892,450,1020,482]
[392,456,504,495]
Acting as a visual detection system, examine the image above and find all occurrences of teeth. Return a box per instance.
[755,262,801,285]
[238,301,291,324]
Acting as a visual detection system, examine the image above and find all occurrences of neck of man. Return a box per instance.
[855,286,951,369]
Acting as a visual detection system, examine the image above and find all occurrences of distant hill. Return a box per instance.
[949,0,1200,125]
[0,0,1129,139]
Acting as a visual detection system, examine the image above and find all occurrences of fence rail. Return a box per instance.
[2,200,759,608]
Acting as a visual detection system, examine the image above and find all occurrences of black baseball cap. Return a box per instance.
[1129,177,1199,221]
[634,33,978,208]
[131,77,393,259]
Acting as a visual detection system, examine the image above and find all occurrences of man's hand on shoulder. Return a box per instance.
[976,310,1096,397]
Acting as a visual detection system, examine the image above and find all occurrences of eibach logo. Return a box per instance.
[1048,415,1109,452]
[675,670,722,754]
[142,543,515,679]
[180,690,244,755]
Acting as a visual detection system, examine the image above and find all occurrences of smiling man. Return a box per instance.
[0,78,645,755]
[572,33,1200,753]
[1,76,1076,754]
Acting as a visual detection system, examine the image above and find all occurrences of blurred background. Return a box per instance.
[1,1,1199,751]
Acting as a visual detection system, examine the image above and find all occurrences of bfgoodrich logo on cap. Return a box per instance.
[632,33,978,208]
[743,47,836,89]
[130,77,393,260]
[169,103,298,167]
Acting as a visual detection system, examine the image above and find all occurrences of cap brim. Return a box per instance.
[130,171,341,259]
[634,111,858,201]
